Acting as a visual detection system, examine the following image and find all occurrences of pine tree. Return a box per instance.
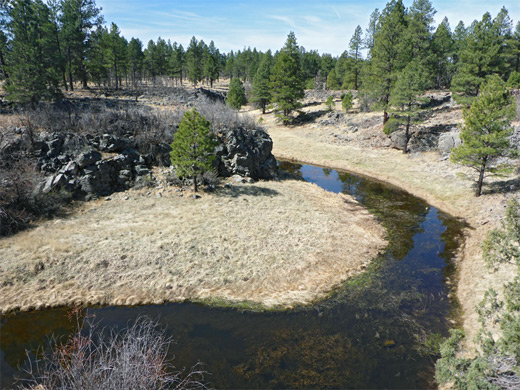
[451,75,517,196]
[0,1,10,80]
[389,61,429,153]
[363,0,408,124]
[60,0,103,90]
[349,25,363,90]
[270,32,305,121]
[342,91,353,112]
[87,25,109,86]
[252,50,272,114]
[203,40,219,88]
[226,77,246,109]
[430,17,455,89]
[406,0,436,61]
[105,23,127,90]
[452,9,512,103]
[326,70,340,90]
[364,8,380,56]
[128,38,144,88]
[170,109,218,192]
[5,0,62,103]
[169,43,185,86]
[508,22,520,73]
[186,36,202,86]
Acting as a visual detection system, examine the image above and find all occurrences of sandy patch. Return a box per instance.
[0,179,386,313]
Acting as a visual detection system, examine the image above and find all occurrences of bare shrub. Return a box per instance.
[0,128,43,235]
[195,100,257,132]
[20,314,207,390]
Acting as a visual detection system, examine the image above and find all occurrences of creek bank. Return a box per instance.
[259,110,520,347]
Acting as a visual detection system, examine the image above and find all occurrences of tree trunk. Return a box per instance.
[404,115,411,153]
[383,110,389,125]
[68,50,74,91]
[262,103,266,115]
[476,159,487,197]
[193,175,198,192]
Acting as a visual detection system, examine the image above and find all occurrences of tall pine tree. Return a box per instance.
[5,0,62,103]
[60,0,102,90]
[349,25,363,90]
[363,0,408,124]
[270,32,304,121]
[252,50,272,114]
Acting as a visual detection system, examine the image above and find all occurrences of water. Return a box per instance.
[1,161,465,389]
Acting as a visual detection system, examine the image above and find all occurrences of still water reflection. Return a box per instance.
[1,161,465,389]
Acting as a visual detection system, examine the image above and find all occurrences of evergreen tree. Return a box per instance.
[128,38,144,87]
[5,0,62,103]
[406,0,436,61]
[300,48,321,82]
[169,43,185,86]
[430,17,455,89]
[270,32,305,121]
[0,1,10,80]
[87,25,109,86]
[363,0,408,124]
[46,0,67,89]
[452,9,512,102]
[203,40,219,87]
[326,70,340,90]
[508,22,520,73]
[365,8,380,56]
[389,61,429,153]
[170,109,218,192]
[342,91,354,112]
[59,0,103,90]
[186,36,202,86]
[349,25,363,90]
[104,23,127,89]
[252,50,272,114]
[226,77,246,109]
[450,75,517,196]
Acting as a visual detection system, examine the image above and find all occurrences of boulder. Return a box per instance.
[99,134,133,152]
[438,131,462,154]
[215,126,277,179]
[76,150,102,168]
[390,131,408,151]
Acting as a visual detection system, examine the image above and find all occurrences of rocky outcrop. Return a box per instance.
[215,127,277,179]
[30,124,277,200]
[438,131,462,154]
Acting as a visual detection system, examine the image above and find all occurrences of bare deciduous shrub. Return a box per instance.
[20,314,207,390]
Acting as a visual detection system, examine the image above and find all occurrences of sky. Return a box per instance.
[96,0,520,56]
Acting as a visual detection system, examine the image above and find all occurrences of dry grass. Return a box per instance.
[0,178,386,313]
[246,101,520,348]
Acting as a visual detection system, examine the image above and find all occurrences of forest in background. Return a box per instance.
[1,0,519,114]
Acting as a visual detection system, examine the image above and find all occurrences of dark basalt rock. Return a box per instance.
[215,126,277,179]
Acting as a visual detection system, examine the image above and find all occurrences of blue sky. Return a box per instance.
[96,0,520,55]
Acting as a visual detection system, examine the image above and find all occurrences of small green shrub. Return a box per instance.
[325,96,335,111]
[383,116,400,135]
[305,78,315,90]
[342,91,354,112]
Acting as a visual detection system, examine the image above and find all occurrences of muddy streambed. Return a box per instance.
[1,161,465,389]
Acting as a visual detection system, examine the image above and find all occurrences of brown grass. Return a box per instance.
[0,178,386,313]
[246,101,520,348]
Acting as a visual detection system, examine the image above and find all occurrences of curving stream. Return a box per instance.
[1,161,465,389]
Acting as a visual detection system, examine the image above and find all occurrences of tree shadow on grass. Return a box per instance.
[215,185,280,198]
[292,109,329,125]
[483,176,520,196]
